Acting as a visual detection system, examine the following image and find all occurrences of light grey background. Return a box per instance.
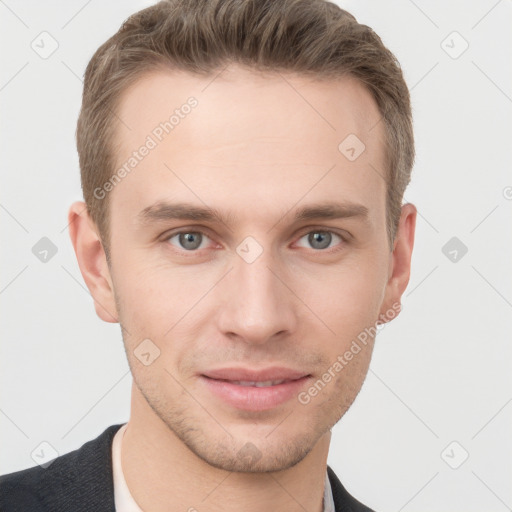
[1,1,511,511]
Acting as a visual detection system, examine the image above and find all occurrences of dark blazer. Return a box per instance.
[0,424,375,511]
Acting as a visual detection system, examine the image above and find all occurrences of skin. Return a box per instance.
[68,64,416,512]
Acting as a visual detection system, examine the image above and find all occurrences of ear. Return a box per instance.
[67,201,119,323]
[378,203,417,324]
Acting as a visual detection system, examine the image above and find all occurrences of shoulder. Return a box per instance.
[0,423,124,512]
[327,465,377,512]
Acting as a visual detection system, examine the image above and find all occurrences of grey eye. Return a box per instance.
[297,231,342,250]
[169,232,206,251]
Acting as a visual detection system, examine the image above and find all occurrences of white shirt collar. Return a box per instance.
[112,423,335,512]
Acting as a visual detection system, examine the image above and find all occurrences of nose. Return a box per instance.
[216,247,298,346]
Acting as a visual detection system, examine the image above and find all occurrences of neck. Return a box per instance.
[121,382,331,512]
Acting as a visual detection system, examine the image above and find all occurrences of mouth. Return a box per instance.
[199,367,312,411]
[218,379,295,387]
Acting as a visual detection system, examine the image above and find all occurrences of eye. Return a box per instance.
[166,231,212,251]
[296,230,344,251]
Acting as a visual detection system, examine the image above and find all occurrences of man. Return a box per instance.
[0,0,416,510]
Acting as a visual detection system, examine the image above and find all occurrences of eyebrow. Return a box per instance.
[136,200,370,227]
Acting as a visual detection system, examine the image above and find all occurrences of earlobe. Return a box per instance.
[378,203,417,324]
[67,201,119,323]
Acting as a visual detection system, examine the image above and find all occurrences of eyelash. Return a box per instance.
[162,227,349,254]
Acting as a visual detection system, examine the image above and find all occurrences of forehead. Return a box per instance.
[108,65,387,228]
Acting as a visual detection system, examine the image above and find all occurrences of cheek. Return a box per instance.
[110,257,178,340]
[294,254,387,340]
[111,237,388,361]
[111,255,213,376]
[298,338,374,423]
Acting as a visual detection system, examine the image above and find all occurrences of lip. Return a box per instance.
[202,366,308,382]
[199,367,312,412]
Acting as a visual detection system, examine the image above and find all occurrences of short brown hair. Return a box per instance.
[77,0,414,260]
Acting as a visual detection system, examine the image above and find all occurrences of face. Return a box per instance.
[86,65,413,472]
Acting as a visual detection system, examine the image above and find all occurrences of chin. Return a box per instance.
[192,438,313,473]
[177,421,325,474]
